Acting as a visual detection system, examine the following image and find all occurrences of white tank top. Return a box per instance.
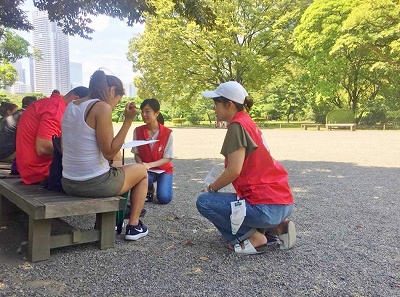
[62,99,110,181]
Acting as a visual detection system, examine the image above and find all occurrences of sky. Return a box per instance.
[18,2,144,85]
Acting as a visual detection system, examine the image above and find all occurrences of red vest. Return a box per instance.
[228,111,293,205]
[136,124,173,173]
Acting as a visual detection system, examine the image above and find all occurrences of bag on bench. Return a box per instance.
[44,135,64,191]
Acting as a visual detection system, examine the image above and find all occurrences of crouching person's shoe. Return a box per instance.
[125,220,149,241]
[278,220,296,250]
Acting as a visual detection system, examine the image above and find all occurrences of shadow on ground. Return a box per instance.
[0,158,399,296]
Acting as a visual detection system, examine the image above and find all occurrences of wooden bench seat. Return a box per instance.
[0,178,126,262]
[326,123,356,131]
[301,124,322,130]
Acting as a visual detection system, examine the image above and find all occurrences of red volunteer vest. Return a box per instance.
[136,124,173,173]
[228,111,293,205]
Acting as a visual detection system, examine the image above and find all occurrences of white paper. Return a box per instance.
[148,169,165,174]
[230,198,246,235]
[204,163,225,186]
[121,140,159,149]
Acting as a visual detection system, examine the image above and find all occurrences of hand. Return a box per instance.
[142,162,152,170]
[124,102,139,122]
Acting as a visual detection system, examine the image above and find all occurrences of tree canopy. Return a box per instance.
[0,0,216,39]
[127,0,309,120]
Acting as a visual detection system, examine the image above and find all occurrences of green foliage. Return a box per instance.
[294,0,400,119]
[112,97,141,123]
[326,109,355,124]
[3,1,215,39]
[171,118,186,125]
[128,0,309,112]
[0,62,18,88]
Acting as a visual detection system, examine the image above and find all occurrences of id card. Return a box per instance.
[230,198,246,235]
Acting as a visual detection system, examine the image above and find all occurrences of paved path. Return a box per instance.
[1,127,399,296]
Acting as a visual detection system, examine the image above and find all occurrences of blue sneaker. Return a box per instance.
[125,220,148,241]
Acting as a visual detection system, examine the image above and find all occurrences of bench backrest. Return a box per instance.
[326,109,355,124]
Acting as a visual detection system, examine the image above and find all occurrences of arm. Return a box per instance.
[208,147,245,192]
[94,102,137,160]
[143,158,172,170]
[35,137,53,156]
[134,153,143,164]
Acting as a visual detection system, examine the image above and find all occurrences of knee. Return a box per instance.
[196,193,208,213]
[157,194,172,204]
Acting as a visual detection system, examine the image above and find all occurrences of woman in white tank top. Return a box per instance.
[61,69,149,241]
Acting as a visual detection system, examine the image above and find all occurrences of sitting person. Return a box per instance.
[0,101,18,121]
[196,81,296,255]
[132,98,174,204]
[0,96,37,163]
[16,87,89,184]
[61,70,149,241]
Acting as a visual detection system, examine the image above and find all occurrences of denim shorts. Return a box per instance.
[62,167,125,197]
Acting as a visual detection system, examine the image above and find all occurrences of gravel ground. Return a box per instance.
[1,127,399,297]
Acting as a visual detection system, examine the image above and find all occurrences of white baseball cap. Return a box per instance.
[202,81,248,104]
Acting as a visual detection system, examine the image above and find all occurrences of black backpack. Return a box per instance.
[44,135,63,191]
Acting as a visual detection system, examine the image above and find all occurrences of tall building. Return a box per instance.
[9,61,32,94]
[32,10,70,96]
[70,62,83,89]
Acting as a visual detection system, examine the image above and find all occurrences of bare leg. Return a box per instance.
[128,177,147,226]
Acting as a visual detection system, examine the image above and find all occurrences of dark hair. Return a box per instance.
[70,86,89,98]
[88,70,125,101]
[140,98,160,112]
[22,96,37,108]
[0,101,18,118]
[140,98,164,124]
[52,89,60,95]
[213,96,254,112]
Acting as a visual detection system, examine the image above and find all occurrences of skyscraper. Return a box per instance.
[32,10,70,96]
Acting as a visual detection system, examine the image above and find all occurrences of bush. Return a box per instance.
[172,118,186,125]
[186,113,202,125]
[326,109,354,124]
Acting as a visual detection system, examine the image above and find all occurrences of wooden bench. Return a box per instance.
[301,124,322,130]
[0,178,126,262]
[326,123,357,131]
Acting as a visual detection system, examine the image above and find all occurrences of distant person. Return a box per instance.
[16,87,89,184]
[0,102,18,121]
[197,81,296,255]
[61,70,149,241]
[132,98,174,204]
[0,96,37,162]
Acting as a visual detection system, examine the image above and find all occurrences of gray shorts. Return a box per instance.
[62,167,125,197]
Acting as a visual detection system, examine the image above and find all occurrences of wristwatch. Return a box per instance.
[207,184,217,193]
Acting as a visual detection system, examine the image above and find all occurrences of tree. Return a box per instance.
[0,0,216,39]
[293,0,400,122]
[0,29,32,88]
[127,0,309,114]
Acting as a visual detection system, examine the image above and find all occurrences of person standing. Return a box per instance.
[197,81,296,254]
[16,87,89,184]
[61,70,149,241]
[132,98,174,204]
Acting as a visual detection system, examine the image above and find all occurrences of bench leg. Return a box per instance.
[317,125,320,131]
[29,217,51,262]
[96,211,116,249]
[0,195,21,224]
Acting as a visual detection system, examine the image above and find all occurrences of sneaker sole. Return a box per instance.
[124,229,149,241]
[278,220,296,250]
